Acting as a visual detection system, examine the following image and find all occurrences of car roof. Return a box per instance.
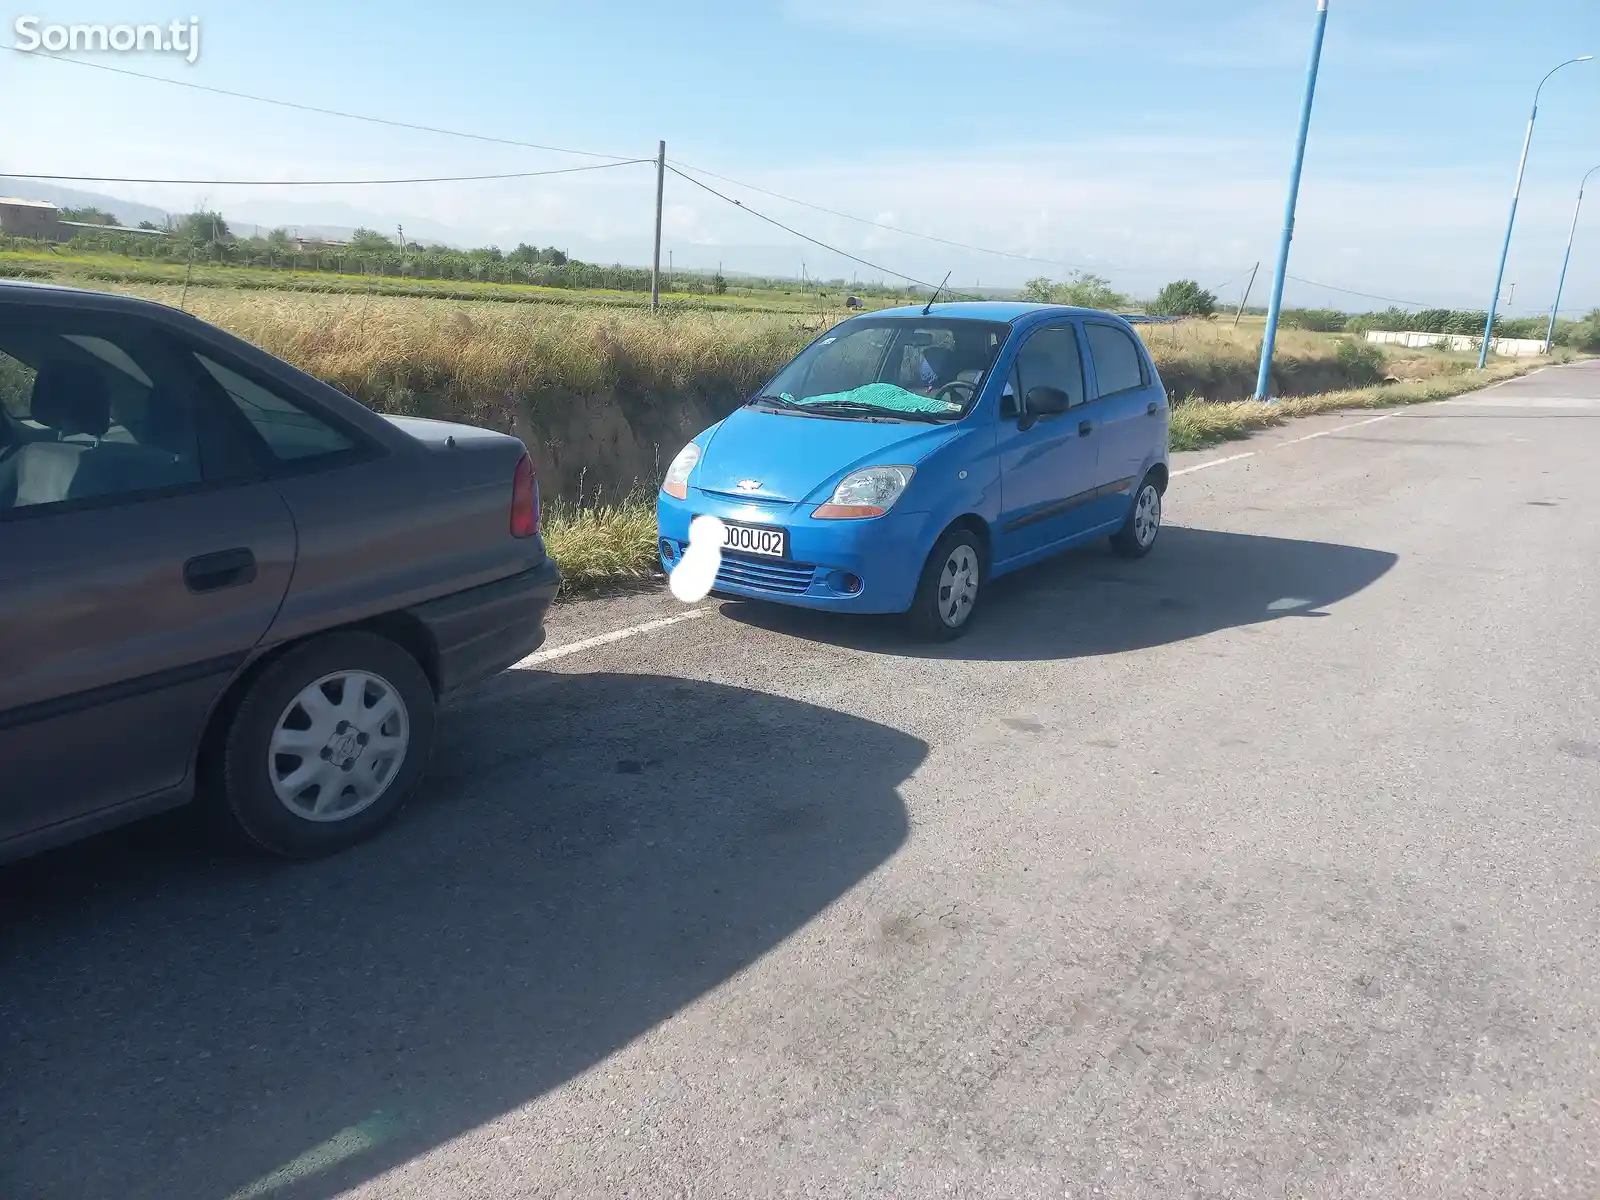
[863,300,1126,326]
[0,277,173,314]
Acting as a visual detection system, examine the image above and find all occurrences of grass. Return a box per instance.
[541,492,661,592]
[1168,360,1534,451]
[0,248,897,314]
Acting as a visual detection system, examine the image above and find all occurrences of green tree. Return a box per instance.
[266,227,292,248]
[1020,276,1055,303]
[712,271,728,295]
[1019,272,1127,309]
[61,206,119,226]
[175,210,230,244]
[1149,279,1218,318]
[1054,272,1127,309]
[349,228,395,252]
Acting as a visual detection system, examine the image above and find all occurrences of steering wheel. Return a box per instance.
[932,380,976,407]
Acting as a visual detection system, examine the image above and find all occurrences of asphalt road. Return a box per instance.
[5,362,1600,1199]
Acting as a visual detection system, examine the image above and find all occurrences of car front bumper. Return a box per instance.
[408,556,561,693]
[657,489,932,614]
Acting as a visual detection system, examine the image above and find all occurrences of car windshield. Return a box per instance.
[756,318,1008,421]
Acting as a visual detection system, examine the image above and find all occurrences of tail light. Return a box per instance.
[511,452,540,537]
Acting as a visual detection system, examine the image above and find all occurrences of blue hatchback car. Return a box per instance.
[657,302,1170,639]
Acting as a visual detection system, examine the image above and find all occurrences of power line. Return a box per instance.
[0,160,650,187]
[670,158,1169,277]
[667,165,974,297]
[1284,274,1436,309]
[7,48,640,162]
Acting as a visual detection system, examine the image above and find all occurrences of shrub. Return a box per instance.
[1280,307,1348,332]
[1150,280,1218,318]
[1333,337,1386,384]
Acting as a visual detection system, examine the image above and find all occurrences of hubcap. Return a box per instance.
[937,544,980,628]
[268,670,410,822]
[1134,484,1161,547]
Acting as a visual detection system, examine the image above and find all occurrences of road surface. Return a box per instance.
[5,363,1600,1199]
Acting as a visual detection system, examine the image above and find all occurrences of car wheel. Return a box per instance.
[1111,474,1163,560]
[210,631,437,858]
[907,526,986,641]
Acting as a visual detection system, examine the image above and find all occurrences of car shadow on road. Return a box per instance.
[719,526,1399,661]
[0,674,919,1200]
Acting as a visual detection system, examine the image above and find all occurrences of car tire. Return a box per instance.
[209,631,437,858]
[1110,473,1163,560]
[906,526,986,641]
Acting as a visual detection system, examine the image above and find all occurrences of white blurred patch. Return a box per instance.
[670,514,726,603]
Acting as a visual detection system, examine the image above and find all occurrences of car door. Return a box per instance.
[0,307,297,849]
[1084,319,1166,504]
[994,322,1104,564]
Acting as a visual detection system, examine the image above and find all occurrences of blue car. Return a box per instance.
[657,302,1170,640]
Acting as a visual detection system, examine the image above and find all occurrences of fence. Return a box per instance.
[1363,330,1547,358]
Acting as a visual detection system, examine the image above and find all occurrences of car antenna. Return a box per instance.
[922,271,952,315]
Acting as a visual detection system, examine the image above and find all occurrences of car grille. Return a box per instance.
[716,553,816,596]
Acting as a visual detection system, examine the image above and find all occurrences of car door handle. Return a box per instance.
[1147,402,1159,415]
[184,548,257,593]
[1078,421,1093,438]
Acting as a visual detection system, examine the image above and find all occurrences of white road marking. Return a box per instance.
[1171,451,1257,478]
[1277,411,1399,444]
[513,608,709,669]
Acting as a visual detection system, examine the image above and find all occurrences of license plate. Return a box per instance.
[720,521,788,559]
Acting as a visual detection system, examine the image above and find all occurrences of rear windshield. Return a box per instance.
[758,318,1008,422]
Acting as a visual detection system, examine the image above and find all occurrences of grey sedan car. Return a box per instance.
[0,281,560,861]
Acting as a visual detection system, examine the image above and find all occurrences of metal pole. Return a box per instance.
[650,139,665,312]
[1254,0,1330,401]
[1545,165,1598,352]
[1233,261,1260,328]
[1479,56,1592,369]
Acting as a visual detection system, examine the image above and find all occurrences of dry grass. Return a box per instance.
[115,285,820,429]
[97,286,1452,426]
[541,494,661,593]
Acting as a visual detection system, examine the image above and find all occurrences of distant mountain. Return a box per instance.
[0,181,172,228]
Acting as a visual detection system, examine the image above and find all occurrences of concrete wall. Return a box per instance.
[0,200,63,241]
[1364,330,1546,358]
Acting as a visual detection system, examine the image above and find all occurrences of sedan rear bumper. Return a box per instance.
[408,557,561,694]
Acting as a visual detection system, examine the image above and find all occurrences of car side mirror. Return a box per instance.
[1026,385,1071,415]
[1017,385,1071,429]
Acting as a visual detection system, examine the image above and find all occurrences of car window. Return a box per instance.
[0,318,203,513]
[194,354,356,462]
[0,349,36,419]
[1086,323,1146,396]
[1013,325,1086,409]
[800,324,896,396]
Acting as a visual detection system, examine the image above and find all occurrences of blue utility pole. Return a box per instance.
[1544,164,1600,353]
[1255,0,1330,401]
[1478,56,1592,370]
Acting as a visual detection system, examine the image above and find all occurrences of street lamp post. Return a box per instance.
[1254,0,1330,401]
[1544,164,1600,353]
[1477,55,1593,370]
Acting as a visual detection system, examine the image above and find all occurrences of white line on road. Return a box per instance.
[1171,451,1257,478]
[514,608,708,669]
[1277,411,1399,445]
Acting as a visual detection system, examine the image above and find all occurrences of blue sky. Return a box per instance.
[4,0,1600,311]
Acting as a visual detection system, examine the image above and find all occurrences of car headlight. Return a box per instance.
[814,465,915,519]
[662,442,700,499]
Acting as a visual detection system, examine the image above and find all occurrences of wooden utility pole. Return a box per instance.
[1233,261,1261,328]
[650,139,666,312]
